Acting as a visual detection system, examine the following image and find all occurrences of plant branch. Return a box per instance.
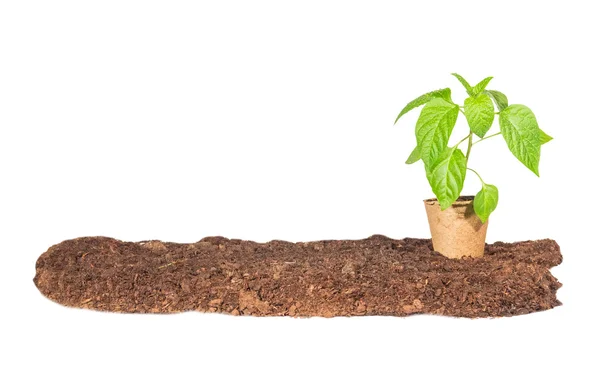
[467,168,485,185]
[453,134,471,148]
[465,132,473,163]
[472,132,502,146]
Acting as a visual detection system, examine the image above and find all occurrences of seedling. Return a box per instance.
[395,73,552,222]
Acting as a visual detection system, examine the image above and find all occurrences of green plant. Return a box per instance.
[395,73,552,223]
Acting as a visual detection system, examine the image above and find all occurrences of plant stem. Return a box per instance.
[454,134,471,148]
[465,132,473,163]
[467,168,485,185]
[472,132,501,146]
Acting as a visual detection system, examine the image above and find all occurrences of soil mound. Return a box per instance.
[34,235,562,318]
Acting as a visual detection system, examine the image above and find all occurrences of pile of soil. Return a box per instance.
[34,235,562,318]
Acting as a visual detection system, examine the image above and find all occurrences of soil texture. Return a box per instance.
[34,235,562,318]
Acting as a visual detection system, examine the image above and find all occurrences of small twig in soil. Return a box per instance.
[158,259,187,269]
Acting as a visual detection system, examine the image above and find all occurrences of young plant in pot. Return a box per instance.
[395,73,552,259]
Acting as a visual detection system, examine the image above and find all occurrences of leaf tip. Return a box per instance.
[439,200,453,210]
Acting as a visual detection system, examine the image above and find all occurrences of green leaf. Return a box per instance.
[473,183,499,223]
[499,104,541,176]
[464,93,495,138]
[394,88,452,124]
[405,145,421,164]
[472,76,493,95]
[451,73,473,96]
[427,147,467,210]
[486,90,508,111]
[540,129,553,145]
[415,98,460,170]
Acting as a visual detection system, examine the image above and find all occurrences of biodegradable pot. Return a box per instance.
[424,196,488,259]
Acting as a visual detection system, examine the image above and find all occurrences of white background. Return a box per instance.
[1,1,598,380]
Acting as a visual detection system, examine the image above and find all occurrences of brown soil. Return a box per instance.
[33,235,562,318]
[425,195,475,202]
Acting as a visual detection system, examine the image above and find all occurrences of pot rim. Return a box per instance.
[424,196,475,207]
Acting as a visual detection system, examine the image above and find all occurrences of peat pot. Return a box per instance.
[424,196,488,259]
